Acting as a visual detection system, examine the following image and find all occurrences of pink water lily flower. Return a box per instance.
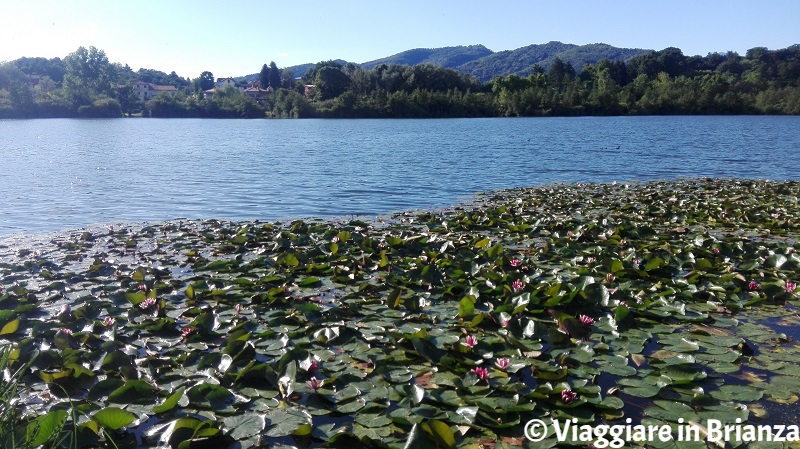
[509,259,522,267]
[307,377,323,391]
[60,328,73,335]
[464,335,478,348]
[103,317,115,327]
[495,358,510,370]
[139,298,157,310]
[471,367,490,382]
[512,280,524,291]
[786,281,797,293]
[181,327,194,338]
[561,389,578,404]
[579,314,595,326]
[748,281,760,291]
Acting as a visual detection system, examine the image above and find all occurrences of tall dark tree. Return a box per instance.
[268,61,281,89]
[547,57,576,91]
[259,64,269,89]
[115,83,143,116]
[198,71,214,91]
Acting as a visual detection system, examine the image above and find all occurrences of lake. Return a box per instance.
[1,116,799,235]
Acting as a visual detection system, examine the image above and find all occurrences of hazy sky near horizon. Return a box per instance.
[2,0,798,79]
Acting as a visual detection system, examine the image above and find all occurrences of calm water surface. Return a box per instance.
[1,116,798,235]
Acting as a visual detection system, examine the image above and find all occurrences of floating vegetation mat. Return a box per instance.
[1,178,800,449]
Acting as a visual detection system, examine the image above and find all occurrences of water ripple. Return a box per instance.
[1,116,799,235]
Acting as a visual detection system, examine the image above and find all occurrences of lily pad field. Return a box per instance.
[2,178,800,449]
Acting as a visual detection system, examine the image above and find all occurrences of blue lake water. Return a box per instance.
[1,116,799,235]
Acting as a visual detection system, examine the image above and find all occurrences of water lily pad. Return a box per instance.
[187,384,236,410]
[92,407,136,430]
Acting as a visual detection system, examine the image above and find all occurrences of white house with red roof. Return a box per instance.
[131,81,179,102]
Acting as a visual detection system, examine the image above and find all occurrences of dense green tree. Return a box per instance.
[138,68,187,87]
[314,66,352,100]
[0,62,34,116]
[303,60,343,84]
[63,46,116,108]
[77,96,122,118]
[116,83,143,116]
[547,58,576,91]
[281,67,295,89]
[114,63,136,84]
[198,71,215,91]
[12,56,65,83]
[259,64,269,89]
[716,52,745,75]
[268,89,312,118]
[268,61,281,89]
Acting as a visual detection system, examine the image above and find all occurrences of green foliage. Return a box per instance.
[197,71,214,91]
[313,65,352,100]
[268,89,312,118]
[137,68,189,88]
[63,46,116,108]
[77,96,122,118]
[0,62,33,117]
[268,61,281,89]
[115,83,143,116]
[2,44,800,118]
[145,87,266,118]
[11,56,65,83]
[0,346,74,449]
[258,64,269,90]
[280,67,295,89]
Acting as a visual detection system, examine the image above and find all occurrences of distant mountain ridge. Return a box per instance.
[242,41,653,83]
[360,44,494,70]
[457,41,651,82]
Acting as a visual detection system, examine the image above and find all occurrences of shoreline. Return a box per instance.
[0,176,754,244]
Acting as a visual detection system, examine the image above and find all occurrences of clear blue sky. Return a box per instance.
[2,0,798,79]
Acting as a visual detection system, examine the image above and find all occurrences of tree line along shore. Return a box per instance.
[1,45,798,119]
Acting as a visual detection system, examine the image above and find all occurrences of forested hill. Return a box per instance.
[360,45,494,71]
[456,42,651,82]
[274,41,651,82]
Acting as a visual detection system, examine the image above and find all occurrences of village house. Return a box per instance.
[27,74,42,89]
[130,81,179,102]
[244,85,273,102]
[214,77,237,89]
